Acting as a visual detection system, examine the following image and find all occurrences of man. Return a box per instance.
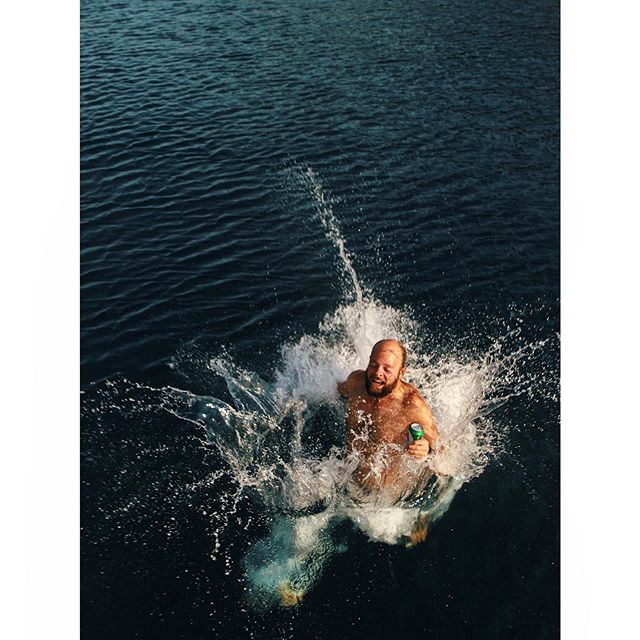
[264,339,438,607]
[337,339,438,492]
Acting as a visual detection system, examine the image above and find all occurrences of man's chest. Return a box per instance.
[347,397,410,443]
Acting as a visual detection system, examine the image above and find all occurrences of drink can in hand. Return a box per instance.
[409,423,424,441]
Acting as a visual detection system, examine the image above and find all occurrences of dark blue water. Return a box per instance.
[81,1,559,638]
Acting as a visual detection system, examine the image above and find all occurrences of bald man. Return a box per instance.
[337,339,438,492]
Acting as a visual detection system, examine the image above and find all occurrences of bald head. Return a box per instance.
[370,339,407,368]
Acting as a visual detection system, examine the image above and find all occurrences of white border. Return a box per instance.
[561,2,639,638]
[4,1,639,638]
[1,3,79,639]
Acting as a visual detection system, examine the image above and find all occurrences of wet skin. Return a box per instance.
[337,341,438,490]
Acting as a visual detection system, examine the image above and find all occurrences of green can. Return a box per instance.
[409,423,424,441]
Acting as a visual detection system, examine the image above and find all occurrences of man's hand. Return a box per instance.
[406,438,430,460]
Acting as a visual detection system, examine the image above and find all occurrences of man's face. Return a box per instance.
[365,347,404,398]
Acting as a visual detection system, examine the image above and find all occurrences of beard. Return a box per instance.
[365,372,400,398]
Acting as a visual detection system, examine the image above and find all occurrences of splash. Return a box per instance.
[81,166,558,610]
[161,289,554,608]
[160,168,553,606]
[297,166,365,306]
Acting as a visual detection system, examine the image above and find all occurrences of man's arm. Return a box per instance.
[406,392,438,460]
[337,370,362,398]
[338,370,366,458]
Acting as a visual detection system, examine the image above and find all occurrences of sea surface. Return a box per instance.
[81,1,559,638]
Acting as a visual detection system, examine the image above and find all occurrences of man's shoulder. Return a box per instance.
[338,369,365,396]
[401,381,428,407]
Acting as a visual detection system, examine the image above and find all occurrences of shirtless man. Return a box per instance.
[337,339,438,492]
[275,339,437,606]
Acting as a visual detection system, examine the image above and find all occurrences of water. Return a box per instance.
[81,1,559,638]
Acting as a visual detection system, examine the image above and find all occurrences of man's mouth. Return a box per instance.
[367,376,391,397]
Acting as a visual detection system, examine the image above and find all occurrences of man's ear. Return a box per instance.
[400,366,407,379]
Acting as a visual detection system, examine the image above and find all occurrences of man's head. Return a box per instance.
[365,339,407,398]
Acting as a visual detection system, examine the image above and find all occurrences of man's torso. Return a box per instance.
[343,370,422,488]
